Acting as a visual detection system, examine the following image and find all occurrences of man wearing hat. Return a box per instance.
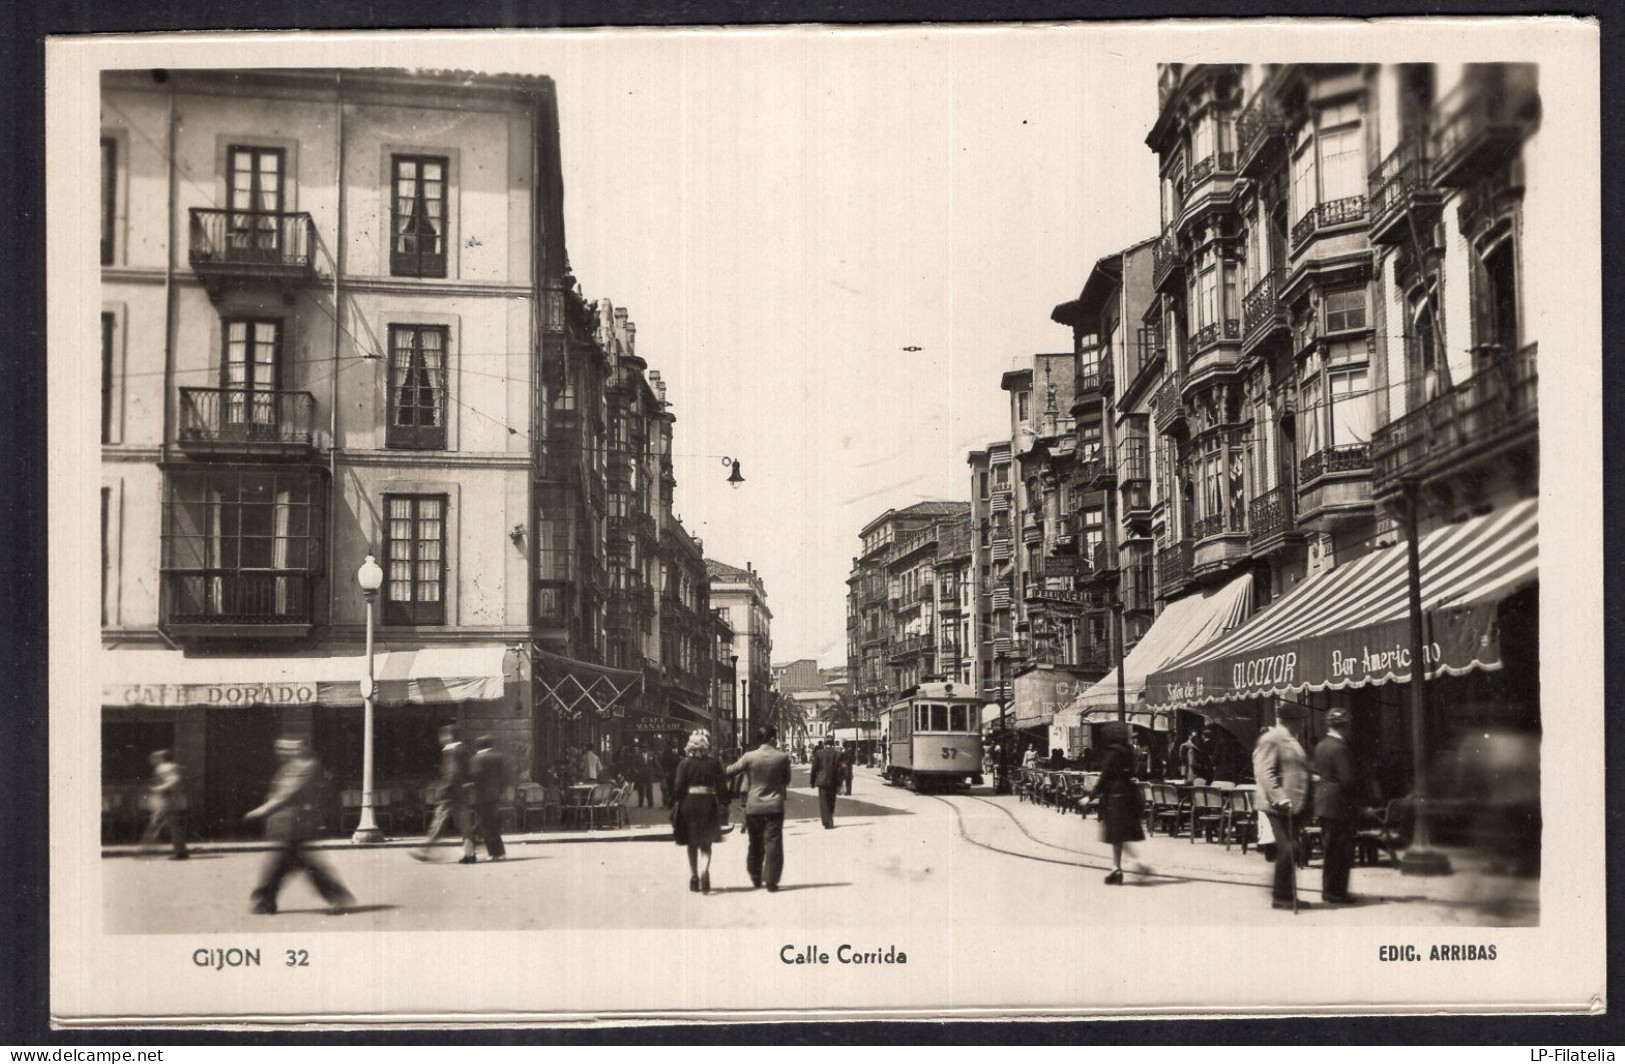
[1252,702,1311,910]
[244,738,354,915]
[1314,708,1359,904]
[470,735,509,862]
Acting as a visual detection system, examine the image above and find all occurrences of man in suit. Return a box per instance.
[139,749,189,860]
[245,738,354,915]
[628,741,654,808]
[1314,708,1359,904]
[414,724,476,864]
[470,735,509,862]
[726,726,793,891]
[841,743,855,796]
[810,740,842,829]
[1252,703,1311,911]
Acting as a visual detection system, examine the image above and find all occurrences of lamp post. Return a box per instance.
[730,654,740,748]
[1399,482,1451,875]
[352,554,385,844]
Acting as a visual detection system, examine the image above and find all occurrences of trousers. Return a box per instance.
[473,800,506,858]
[141,808,188,857]
[817,786,838,828]
[423,799,475,858]
[744,812,785,888]
[252,840,349,910]
[1320,816,1354,899]
[1264,810,1298,903]
[634,779,653,807]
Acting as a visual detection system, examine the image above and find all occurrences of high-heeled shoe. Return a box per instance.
[700,872,710,894]
[1104,869,1124,885]
[689,875,700,892]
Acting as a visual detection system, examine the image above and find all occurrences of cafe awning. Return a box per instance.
[1070,572,1255,721]
[1145,499,1537,710]
[103,645,513,709]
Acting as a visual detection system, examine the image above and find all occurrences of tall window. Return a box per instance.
[1016,392,1030,422]
[101,312,115,444]
[1324,288,1368,333]
[391,154,448,278]
[1327,341,1373,446]
[1477,233,1520,354]
[1317,101,1364,203]
[226,146,285,258]
[163,469,321,623]
[1290,139,1317,227]
[222,319,280,430]
[1299,356,1323,460]
[101,487,111,626]
[1408,291,1443,408]
[101,138,116,266]
[384,494,446,625]
[387,324,447,449]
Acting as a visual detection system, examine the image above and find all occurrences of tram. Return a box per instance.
[884,681,984,792]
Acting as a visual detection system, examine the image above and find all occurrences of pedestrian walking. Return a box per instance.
[244,739,354,915]
[1252,703,1311,911]
[469,735,508,862]
[630,742,655,808]
[1314,708,1359,904]
[810,740,841,829]
[725,726,792,891]
[1089,724,1149,885]
[139,749,190,860]
[671,729,729,894]
[413,724,475,864]
[841,743,855,796]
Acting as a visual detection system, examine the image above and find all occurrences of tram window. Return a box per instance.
[930,704,948,731]
[916,706,926,731]
[950,704,968,731]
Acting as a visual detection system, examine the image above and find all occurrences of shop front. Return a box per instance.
[1145,500,1538,805]
[101,644,520,840]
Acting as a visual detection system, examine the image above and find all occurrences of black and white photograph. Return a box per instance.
[49,19,1602,1024]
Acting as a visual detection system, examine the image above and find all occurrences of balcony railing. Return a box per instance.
[1080,447,1114,488]
[1237,93,1287,175]
[1242,268,1286,345]
[1193,506,1245,541]
[1300,442,1372,486]
[1248,483,1297,542]
[1371,343,1538,492]
[1152,229,1183,292]
[1075,362,1102,396]
[1430,65,1539,188]
[1291,195,1368,250]
[162,570,315,630]
[1154,371,1187,432]
[188,209,317,287]
[1369,136,1444,244]
[1155,538,1193,594]
[177,388,316,455]
[1189,318,1242,354]
[1185,152,1237,192]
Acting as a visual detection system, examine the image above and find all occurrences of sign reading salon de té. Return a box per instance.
[1146,604,1502,710]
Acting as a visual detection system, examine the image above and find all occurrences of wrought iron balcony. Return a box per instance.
[188,209,317,300]
[1299,442,1372,487]
[1152,371,1186,433]
[1369,136,1445,245]
[1075,362,1102,396]
[1430,65,1540,188]
[1193,506,1245,541]
[1371,343,1538,496]
[1185,152,1237,193]
[161,570,316,638]
[1189,318,1242,355]
[1237,93,1287,176]
[176,388,316,458]
[1247,483,1298,543]
[1242,268,1288,349]
[1154,538,1193,597]
[1290,195,1368,251]
[1081,447,1115,489]
[1152,229,1184,293]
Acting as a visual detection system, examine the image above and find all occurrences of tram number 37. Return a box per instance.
[941,747,958,759]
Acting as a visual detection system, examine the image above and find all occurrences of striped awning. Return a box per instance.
[1145,499,1537,710]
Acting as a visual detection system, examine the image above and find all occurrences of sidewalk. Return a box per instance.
[984,790,1539,917]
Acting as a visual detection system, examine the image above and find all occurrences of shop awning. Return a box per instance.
[103,645,513,709]
[531,645,644,720]
[1069,572,1255,725]
[1145,499,1537,710]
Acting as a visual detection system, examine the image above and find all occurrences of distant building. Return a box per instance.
[771,658,822,693]
[707,559,772,745]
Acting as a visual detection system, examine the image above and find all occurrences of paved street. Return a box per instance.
[105,767,1536,934]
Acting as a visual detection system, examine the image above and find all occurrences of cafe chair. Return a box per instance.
[338,789,363,833]
[1149,782,1184,837]
[1188,786,1226,843]
[1357,797,1413,866]
[496,785,520,834]
[584,782,622,830]
[1137,782,1156,835]
[1221,787,1258,853]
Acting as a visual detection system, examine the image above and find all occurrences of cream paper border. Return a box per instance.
[47,20,1603,1025]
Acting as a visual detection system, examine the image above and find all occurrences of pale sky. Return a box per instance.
[545,27,1163,666]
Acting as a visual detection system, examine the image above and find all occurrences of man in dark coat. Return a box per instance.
[841,743,855,795]
[245,739,354,915]
[810,740,842,829]
[629,741,655,808]
[470,735,509,862]
[414,724,475,864]
[1313,708,1359,904]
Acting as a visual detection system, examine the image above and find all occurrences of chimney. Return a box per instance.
[625,321,636,355]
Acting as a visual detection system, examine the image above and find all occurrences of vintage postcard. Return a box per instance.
[48,18,1602,1025]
